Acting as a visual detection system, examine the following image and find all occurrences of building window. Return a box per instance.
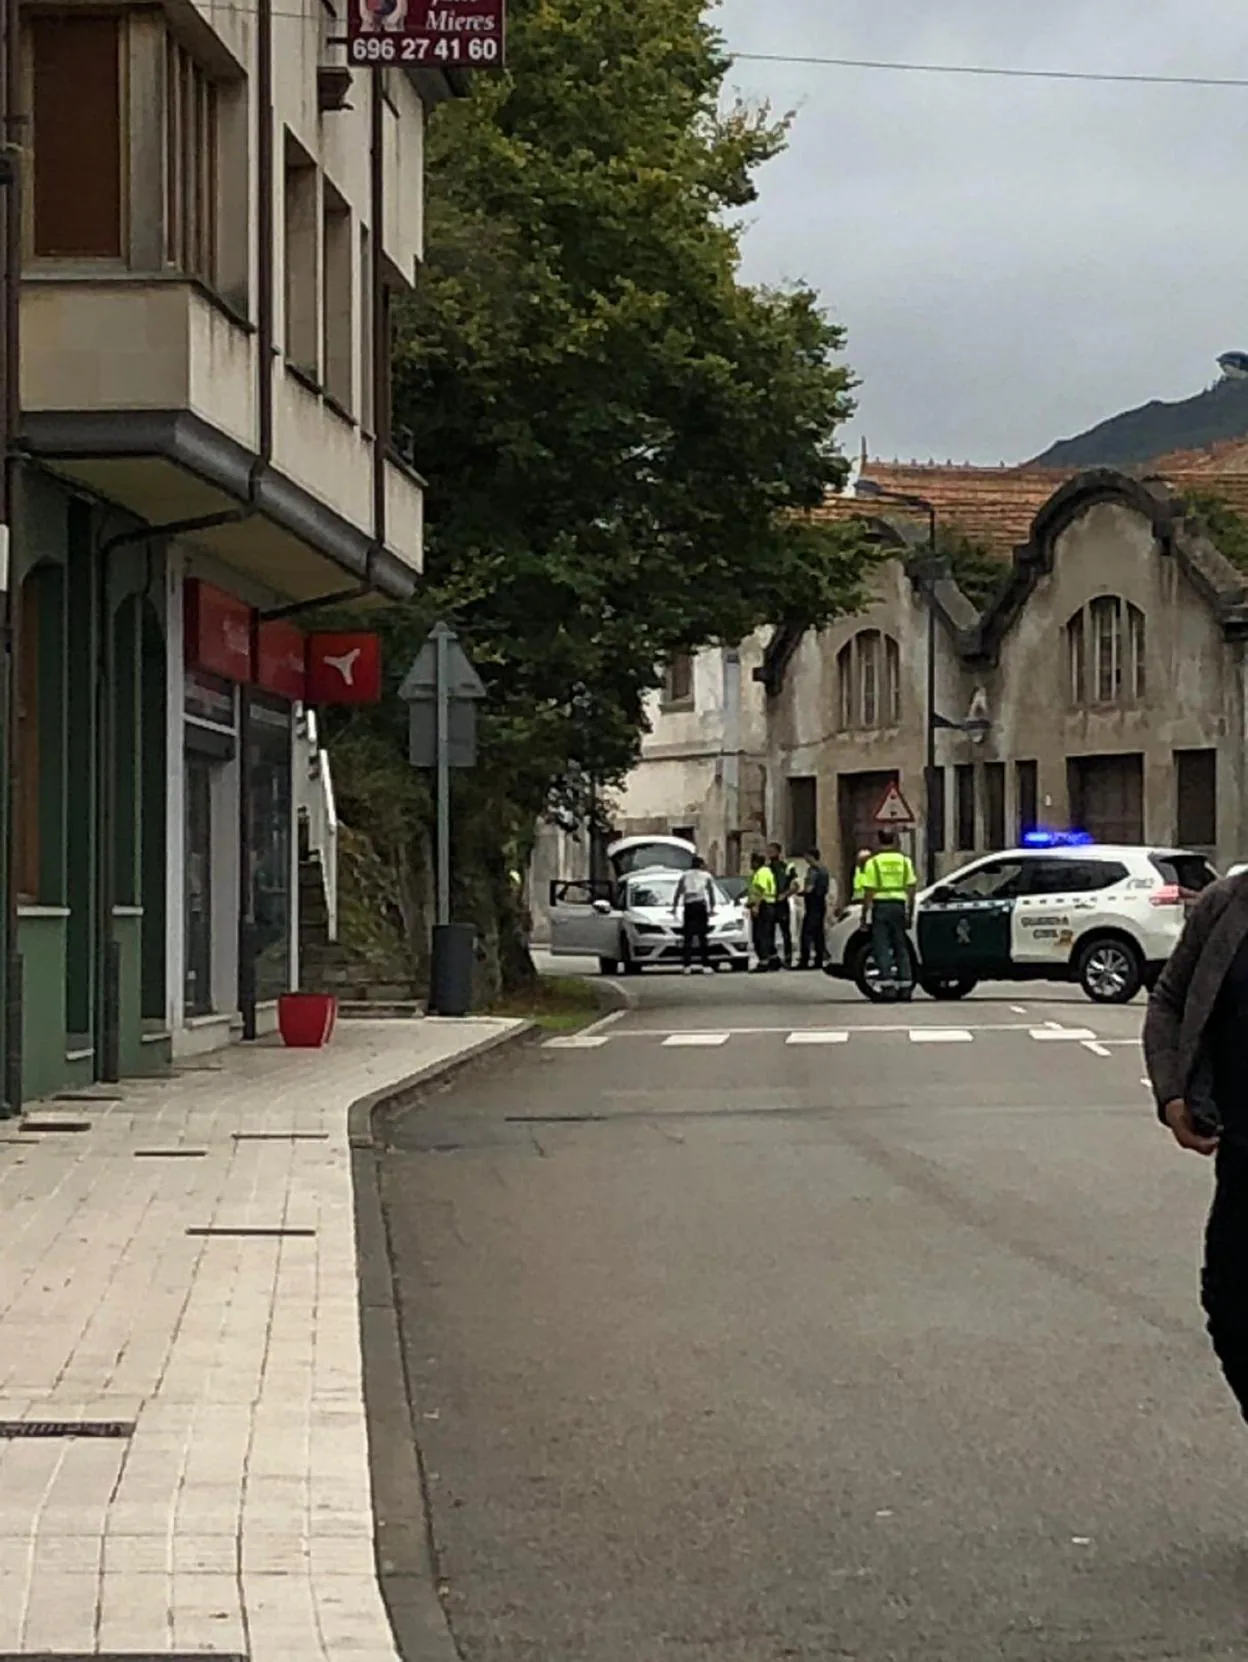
[322,184,353,414]
[984,762,1006,851]
[1175,748,1217,847]
[662,653,694,709]
[787,776,818,855]
[166,38,219,285]
[30,14,122,258]
[955,763,976,852]
[835,631,902,730]
[927,766,947,855]
[1016,759,1038,841]
[284,133,319,377]
[1066,597,1146,708]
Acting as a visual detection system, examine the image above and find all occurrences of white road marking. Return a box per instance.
[1081,1041,1112,1058]
[662,1032,731,1048]
[909,1029,973,1044]
[544,1034,611,1049]
[786,1031,850,1045]
[578,1006,630,1039]
[1030,1027,1098,1042]
[1010,1005,1028,1014]
[1098,1038,1142,1047]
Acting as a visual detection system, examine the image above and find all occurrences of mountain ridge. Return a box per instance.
[1032,376,1248,470]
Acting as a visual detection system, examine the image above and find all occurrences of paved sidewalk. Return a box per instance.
[0,1017,523,1659]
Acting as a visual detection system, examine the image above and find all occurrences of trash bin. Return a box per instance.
[429,923,476,1016]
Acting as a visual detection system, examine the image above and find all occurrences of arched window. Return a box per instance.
[1066,597,1146,707]
[836,630,902,731]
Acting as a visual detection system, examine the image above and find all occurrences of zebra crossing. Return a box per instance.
[545,1023,1141,1052]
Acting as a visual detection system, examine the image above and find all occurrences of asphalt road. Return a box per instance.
[378,967,1248,1662]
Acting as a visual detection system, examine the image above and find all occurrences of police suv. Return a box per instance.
[823,835,1218,1004]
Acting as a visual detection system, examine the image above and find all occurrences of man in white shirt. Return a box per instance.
[673,857,716,974]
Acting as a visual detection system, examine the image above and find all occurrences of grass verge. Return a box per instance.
[487,975,604,1033]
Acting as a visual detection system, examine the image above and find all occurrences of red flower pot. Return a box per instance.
[278,993,338,1048]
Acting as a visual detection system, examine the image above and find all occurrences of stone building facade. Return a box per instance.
[607,460,1248,906]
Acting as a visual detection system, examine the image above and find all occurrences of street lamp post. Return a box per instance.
[853,483,942,883]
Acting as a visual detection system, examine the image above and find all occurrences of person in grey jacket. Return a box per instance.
[1144,871,1248,1418]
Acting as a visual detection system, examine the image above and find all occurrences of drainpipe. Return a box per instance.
[236,0,276,1043]
[722,645,741,871]
[0,0,22,1116]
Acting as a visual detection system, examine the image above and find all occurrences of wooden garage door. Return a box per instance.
[1068,753,1143,846]
[837,770,898,902]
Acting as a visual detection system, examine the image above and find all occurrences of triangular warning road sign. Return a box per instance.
[873,781,916,826]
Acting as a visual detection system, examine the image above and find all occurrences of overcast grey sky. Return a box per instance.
[716,0,1248,463]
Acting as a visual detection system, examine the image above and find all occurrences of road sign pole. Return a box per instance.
[435,622,451,928]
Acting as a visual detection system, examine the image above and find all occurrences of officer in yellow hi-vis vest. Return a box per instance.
[860,830,919,1000]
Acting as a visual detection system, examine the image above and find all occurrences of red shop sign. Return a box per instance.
[184,579,253,682]
[255,620,306,702]
[305,632,383,705]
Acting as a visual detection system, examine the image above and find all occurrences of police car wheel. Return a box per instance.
[918,974,978,1001]
[619,935,642,975]
[598,956,619,975]
[1075,935,1143,1004]
[850,942,916,1003]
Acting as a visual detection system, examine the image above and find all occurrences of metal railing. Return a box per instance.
[296,709,340,943]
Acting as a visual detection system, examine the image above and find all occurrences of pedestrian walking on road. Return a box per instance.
[674,856,715,974]
[860,831,918,999]
[748,852,780,972]
[798,848,831,969]
[768,842,799,968]
[1145,872,1248,1420]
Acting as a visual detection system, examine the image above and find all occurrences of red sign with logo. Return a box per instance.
[347,0,505,70]
[305,632,382,705]
[255,620,307,702]
[184,580,253,683]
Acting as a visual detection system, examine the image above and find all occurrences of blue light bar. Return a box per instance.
[1022,829,1095,849]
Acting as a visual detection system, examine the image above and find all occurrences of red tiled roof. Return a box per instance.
[813,454,1248,561]
[1149,438,1248,475]
[812,461,1073,557]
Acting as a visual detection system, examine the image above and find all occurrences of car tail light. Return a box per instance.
[1150,885,1183,907]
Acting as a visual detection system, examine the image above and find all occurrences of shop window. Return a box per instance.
[16,577,41,901]
[248,698,293,1003]
[31,14,122,258]
[165,37,219,285]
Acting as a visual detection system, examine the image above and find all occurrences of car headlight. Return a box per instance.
[634,922,666,936]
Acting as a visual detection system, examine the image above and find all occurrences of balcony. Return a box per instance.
[19,276,420,603]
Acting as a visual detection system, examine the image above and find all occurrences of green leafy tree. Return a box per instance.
[330,0,870,990]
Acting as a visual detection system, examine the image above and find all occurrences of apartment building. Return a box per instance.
[6,0,453,1101]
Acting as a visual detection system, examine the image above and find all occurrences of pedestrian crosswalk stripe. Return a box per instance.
[909,1029,973,1044]
[1029,1027,1097,1041]
[662,1032,730,1048]
[785,1031,850,1046]
[544,1035,611,1049]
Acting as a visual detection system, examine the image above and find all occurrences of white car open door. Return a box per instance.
[548,880,620,957]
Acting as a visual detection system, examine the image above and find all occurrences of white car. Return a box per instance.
[823,838,1219,1004]
[549,869,751,974]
